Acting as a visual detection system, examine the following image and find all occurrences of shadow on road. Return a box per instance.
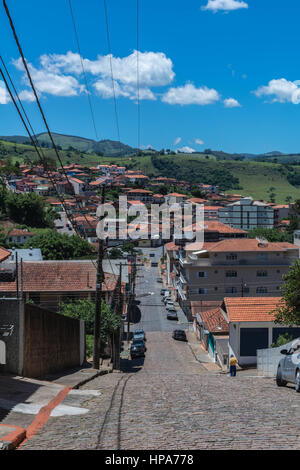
[130,302,142,324]
[120,356,145,374]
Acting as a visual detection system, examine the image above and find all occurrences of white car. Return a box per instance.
[166,302,175,310]
[276,341,300,392]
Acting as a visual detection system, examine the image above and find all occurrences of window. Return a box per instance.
[225,287,237,294]
[226,253,237,260]
[197,288,208,295]
[256,287,268,294]
[226,271,237,277]
[257,253,268,260]
[257,270,268,277]
[197,271,207,278]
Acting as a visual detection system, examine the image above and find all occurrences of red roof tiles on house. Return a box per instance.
[199,308,229,334]
[0,247,11,263]
[0,261,117,293]
[224,297,283,322]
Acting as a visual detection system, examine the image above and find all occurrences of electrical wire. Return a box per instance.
[103,0,121,147]
[67,0,100,141]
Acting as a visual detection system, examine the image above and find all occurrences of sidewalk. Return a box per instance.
[186,331,221,372]
[0,359,112,450]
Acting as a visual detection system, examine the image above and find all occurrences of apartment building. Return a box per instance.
[177,238,299,309]
[219,197,274,230]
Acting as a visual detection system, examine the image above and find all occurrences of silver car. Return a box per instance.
[276,340,300,392]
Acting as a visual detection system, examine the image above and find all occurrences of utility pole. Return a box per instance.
[127,253,137,342]
[93,185,105,370]
[113,262,123,370]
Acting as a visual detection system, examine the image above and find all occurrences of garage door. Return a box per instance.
[240,328,269,357]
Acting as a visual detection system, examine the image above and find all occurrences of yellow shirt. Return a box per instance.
[229,357,238,366]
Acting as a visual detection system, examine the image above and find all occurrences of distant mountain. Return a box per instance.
[0,132,137,157]
[261,151,284,157]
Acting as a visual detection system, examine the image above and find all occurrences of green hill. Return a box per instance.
[0,137,300,203]
[0,133,136,157]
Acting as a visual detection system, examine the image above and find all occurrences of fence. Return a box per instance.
[257,338,299,377]
[0,299,85,378]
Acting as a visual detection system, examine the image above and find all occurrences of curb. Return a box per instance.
[0,425,26,451]
[1,364,113,450]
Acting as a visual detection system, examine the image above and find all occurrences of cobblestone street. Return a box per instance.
[21,331,300,450]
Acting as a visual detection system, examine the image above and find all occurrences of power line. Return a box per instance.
[67,0,100,141]
[3,0,127,290]
[103,0,121,146]
[2,0,105,273]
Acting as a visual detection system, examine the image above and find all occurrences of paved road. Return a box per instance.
[20,247,300,450]
[21,330,300,450]
[132,247,190,332]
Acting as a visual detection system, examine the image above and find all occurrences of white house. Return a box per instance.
[225,297,300,366]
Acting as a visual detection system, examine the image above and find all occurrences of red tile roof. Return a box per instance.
[8,229,35,237]
[0,261,117,293]
[70,178,85,184]
[0,247,11,263]
[224,297,283,322]
[199,308,229,334]
[168,192,189,198]
[165,241,179,252]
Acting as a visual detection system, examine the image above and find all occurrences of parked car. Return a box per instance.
[133,329,146,341]
[156,277,163,283]
[276,342,300,392]
[172,330,187,341]
[163,296,172,304]
[167,310,178,320]
[166,302,175,310]
[160,288,169,296]
[151,262,158,267]
[130,339,146,358]
[149,253,155,258]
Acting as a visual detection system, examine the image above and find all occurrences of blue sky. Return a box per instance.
[1,0,300,153]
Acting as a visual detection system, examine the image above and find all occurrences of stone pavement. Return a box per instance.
[20,331,300,450]
[0,360,112,449]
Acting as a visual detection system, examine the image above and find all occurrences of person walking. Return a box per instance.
[229,355,238,377]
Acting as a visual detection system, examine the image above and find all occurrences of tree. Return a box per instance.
[4,191,57,228]
[24,231,94,260]
[108,247,123,259]
[248,228,293,243]
[274,261,300,325]
[271,333,294,348]
[60,299,121,349]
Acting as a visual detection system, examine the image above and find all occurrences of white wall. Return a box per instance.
[257,339,298,377]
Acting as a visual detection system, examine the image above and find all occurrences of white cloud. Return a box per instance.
[0,81,11,104]
[254,79,300,104]
[176,146,195,153]
[224,97,241,107]
[18,89,36,102]
[13,57,82,97]
[195,138,204,145]
[162,83,220,105]
[174,137,182,145]
[40,50,174,101]
[202,0,248,12]
[93,79,130,99]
